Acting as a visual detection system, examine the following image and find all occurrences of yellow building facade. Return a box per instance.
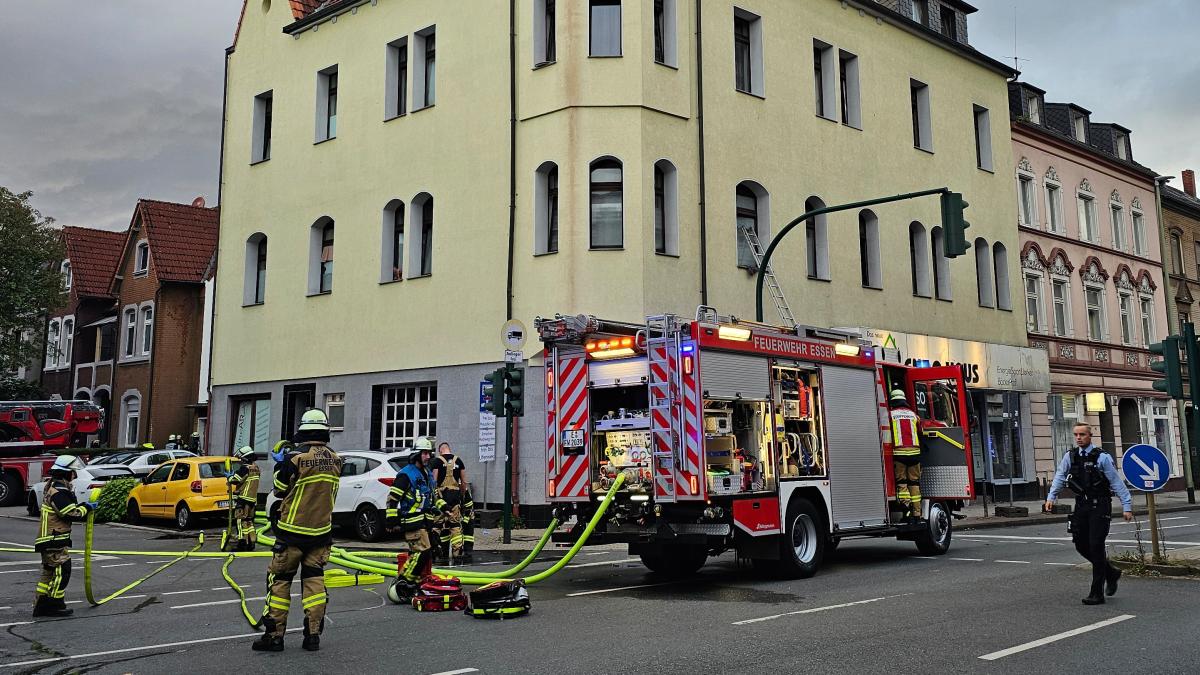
[211,0,1041,508]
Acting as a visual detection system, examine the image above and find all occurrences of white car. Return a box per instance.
[120,450,197,476]
[26,466,138,515]
[266,450,410,542]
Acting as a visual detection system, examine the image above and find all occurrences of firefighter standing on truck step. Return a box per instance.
[429,441,468,562]
[33,455,95,617]
[386,438,447,590]
[253,409,341,653]
[889,389,923,521]
[1045,423,1133,605]
[226,445,260,551]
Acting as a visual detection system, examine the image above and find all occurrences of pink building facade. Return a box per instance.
[1009,82,1186,494]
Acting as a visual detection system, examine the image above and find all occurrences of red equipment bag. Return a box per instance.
[411,576,467,612]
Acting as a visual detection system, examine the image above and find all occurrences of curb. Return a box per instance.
[959,503,1200,531]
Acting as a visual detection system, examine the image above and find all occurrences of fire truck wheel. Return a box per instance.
[914,501,952,555]
[777,498,825,579]
[0,472,21,507]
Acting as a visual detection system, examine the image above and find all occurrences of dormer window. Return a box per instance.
[61,260,72,290]
[1025,93,1040,124]
[134,241,149,275]
[1072,113,1087,142]
[1113,131,1128,160]
[911,0,929,26]
[939,6,957,39]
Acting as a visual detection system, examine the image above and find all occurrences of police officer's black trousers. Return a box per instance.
[1071,500,1114,595]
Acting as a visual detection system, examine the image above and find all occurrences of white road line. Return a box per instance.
[911,556,940,560]
[950,557,983,561]
[1114,516,1188,524]
[212,585,249,590]
[172,592,297,610]
[430,669,479,675]
[0,569,38,575]
[995,560,1032,564]
[162,589,205,596]
[113,594,147,600]
[0,622,32,628]
[0,627,303,669]
[1043,562,1075,566]
[0,607,10,611]
[567,558,640,569]
[958,534,1200,546]
[0,560,46,568]
[978,615,1135,661]
[733,594,907,626]
[101,563,135,568]
[0,541,33,549]
[566,582,679,597]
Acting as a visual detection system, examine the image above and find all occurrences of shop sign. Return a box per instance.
[861,328,1050,392]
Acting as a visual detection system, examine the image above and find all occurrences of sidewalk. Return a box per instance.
[959,489,1200,530]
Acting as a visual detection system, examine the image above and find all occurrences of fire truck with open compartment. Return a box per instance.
[536,307,974,578]
[0,400,103,505]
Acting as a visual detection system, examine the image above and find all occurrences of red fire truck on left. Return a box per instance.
[0,400,103,505]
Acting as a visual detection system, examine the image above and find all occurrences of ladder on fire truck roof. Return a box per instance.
[646,314,680,503]
[740,227,796,328]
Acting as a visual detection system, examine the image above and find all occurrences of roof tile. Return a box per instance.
[136,200,220,284]
[62,227,127,299]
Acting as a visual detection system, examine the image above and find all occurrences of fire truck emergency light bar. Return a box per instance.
[584,336,637,360]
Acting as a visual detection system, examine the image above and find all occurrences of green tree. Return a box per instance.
[0,187,65,376]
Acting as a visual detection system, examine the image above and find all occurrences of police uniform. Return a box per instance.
[227,450,260,551]
[386,453,445,583]
[429,452,467,559]
[33,459,92,617]
[1048,444,1133,603]
[889,392,923,518]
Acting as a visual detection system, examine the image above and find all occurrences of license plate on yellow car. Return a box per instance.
[217,500,230,508]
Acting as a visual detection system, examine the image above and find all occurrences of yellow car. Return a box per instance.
[126,456,241,529]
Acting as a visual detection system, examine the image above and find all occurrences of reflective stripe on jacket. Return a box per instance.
[891,407,922,456]
[36,480,88,551]
[274,443,341,541]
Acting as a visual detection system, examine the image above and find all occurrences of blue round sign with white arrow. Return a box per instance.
[1121,444,1170,492]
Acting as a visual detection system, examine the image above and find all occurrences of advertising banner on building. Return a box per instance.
[861,327,1051,393]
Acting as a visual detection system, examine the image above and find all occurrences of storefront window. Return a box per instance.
[986,392,1024,481]
[1048,394,1081,465]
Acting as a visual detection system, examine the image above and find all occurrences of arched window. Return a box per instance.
[121,393,141,447]
[805,196,829,280]
[244,233,267,305]
[993,242,1011,310]
[654,159,679,256]
[909,222,931,297]
[931,226,951,300]
[411,193,434,276]
[858,210,880,288]
[735,181,769,269]
[381,201,405,282]
[534,163,559,255]
[308,217,334,294]
[1170,232,1184,275]
[974,237,994,307]
[590,158,623,249]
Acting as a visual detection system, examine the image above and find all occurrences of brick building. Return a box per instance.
[1162,170,1200,330]
[109,199,219,448]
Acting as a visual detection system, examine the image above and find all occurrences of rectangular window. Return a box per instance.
[653,0,676,66]
[733,9,762,96]
[939,6,957,39]
[534,0,556,65]
[125,408,140,447]
[1072,113,1087,142]
[973,105,992,171]
[379,384,438,449]
[813,41,836,119]
[1086,287,1104,340]
[315,66,338,142]
[1046,183,1064,233]
[123,309,136,358]
[589,0,621,57]
[135,242,149,275]
[838,50,860,129]
[392,209,404,281]
[1048,395,1080,465]
[325,393,346,432]
[654,166,666,255]
[1052,279,1069,337]
[1024,275,1043,333]
[1111,204,1125,250]
[141,306,153,355]
[590,161,623,249]
[252,91,272,163]
[255,238,267,303]
[1181,312,1191,333]
[1114,132,1128,160]
[1018,176,1036,227]
[230,396,272,455]
[1026,93,1041,123]
[1140,297,1155,346]
[1140,400,1176,473]
[1078,195,1097,242]
[1195,240,1200,278]
[1131,211,1146,255]
[910,79,932,151]
[386,38,408,119]
[911,0,928,25]
[1171,234,1184,275]
[1119,293,1134,345]
[413,27,436,110]
[45,320,60,369]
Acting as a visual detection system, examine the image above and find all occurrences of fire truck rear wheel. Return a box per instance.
[914,501,952,555]
[777,498,825,579]
[0,472,21,507]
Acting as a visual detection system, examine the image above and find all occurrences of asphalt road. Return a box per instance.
[0,508,1197,674]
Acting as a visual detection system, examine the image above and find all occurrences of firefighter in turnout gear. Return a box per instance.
[1045,423,1133,605]
[889,389,923,520]
[33,455,95,617]
[386,438,446,590]
[254,410,341,653]
[226,445,260,552]
[429,442,468,562]
[460,486,476,560]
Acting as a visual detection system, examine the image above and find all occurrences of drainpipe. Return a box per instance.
[505,0,518,321]
[144,285,162,446]
[695,0,709,305]
[203,47,233,456]
[1154,175,1196,502]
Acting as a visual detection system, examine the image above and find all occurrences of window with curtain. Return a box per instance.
[736,184,758,269]
[1085,287,1104,340]
[1052,278,1070,337]
[589,0,621,57]
[141,305,153,355]
[589,159,623,249]
[392,208,405,281]
[1118,292,1134,345]
[320,222,334,293]
[1140,296,1155,346]
[1045,182,1064,233]
[420,198,434,276]
[734,15,752,92]
[124,309,136,358]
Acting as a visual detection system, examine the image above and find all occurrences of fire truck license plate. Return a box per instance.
[561,430,585,448]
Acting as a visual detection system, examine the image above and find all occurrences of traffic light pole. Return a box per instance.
[1182,322,1199,503]
[502,412,514,544]
[754,187,950,322]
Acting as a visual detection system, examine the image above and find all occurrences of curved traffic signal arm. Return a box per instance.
[1150,336,1184,399]
[503,365,525,417]
[483,367,506,417]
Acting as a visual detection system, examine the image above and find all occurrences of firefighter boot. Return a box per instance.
[252,634,285,652]
[33,597,73,618]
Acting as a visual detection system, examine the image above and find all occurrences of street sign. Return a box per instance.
[501,319,528,351]
[1121,444,1170,492]
[504,349,523,364]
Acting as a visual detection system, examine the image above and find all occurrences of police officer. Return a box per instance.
[888,389,923,520]
[1045,423,1133,605]
[226,445,260,552]
[33,456,96,617]
[253,410,341,653]
[386,438,446,590]
[429,442,468,562]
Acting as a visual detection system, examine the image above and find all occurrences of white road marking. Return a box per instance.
[958,534,1200,546]
[430,669,479,675]
[172,592,297,610]
[567,558,640,569]
[0,607,10,611]
[0,622,32,628]
[113,594,147,600]
[162,589,205,596]
[1043,562,1075,566]
[950,557,983,561]
[0,560,46,568]
[100,563,135,568]
[0,541,33,549]
[212,585,249,590]
[911,556,940,560]
[995,560,1032,564]
[1114,516,1188,525]
[733,594,908,626]
[566,582,679,597]
[0,627,303,669]
[0,569,38,575]
[978,615,1135,661]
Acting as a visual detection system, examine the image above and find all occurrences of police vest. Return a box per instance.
[1067,448,1110,501]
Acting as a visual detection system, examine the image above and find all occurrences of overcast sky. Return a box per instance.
[1,1,1196,231]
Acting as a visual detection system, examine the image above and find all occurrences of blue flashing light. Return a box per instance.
[914,358,932,368]
[681,344,695,353]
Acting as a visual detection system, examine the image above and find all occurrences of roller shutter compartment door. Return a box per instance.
[822,365,888,529]
[588,357,648,388]
[700,352,770,400]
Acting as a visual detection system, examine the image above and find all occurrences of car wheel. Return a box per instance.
[777,497,826,579]
[126,500,141,524]
[175,503,193,530]
[0,472,22,507]
[914,501,953,556]
[355,505,384,543]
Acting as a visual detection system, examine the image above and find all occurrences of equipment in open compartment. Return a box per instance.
[773,365,825,478]
[702,400,772,495]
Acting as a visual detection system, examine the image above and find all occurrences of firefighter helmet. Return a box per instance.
[234,445,256,460]
[414,437,434,452]
[51,455,85,474]
[298,409,330,433]
[889,389,909,406]
[141,442,155,450]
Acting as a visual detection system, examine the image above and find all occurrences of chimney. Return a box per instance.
[1184,170,1196,198]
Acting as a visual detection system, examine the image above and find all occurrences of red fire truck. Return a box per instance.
[0,400,103,505]
[536,308,974,578]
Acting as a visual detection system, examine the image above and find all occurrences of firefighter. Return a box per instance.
[226,445,260,552]
[888,389,923,521]
[189,432,201,453]
[164,434,180,450]
[386,438,446,590]
[460,485,476,562]
[1045,423,1133,605]
[429,441,468,562]
[33,455,95,617]
[253,410,341,653]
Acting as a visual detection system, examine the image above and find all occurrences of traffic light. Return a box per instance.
[482,367,505,416]
[1150,336,1184,399]
[503,364,525,417]
[940,191,972,258]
